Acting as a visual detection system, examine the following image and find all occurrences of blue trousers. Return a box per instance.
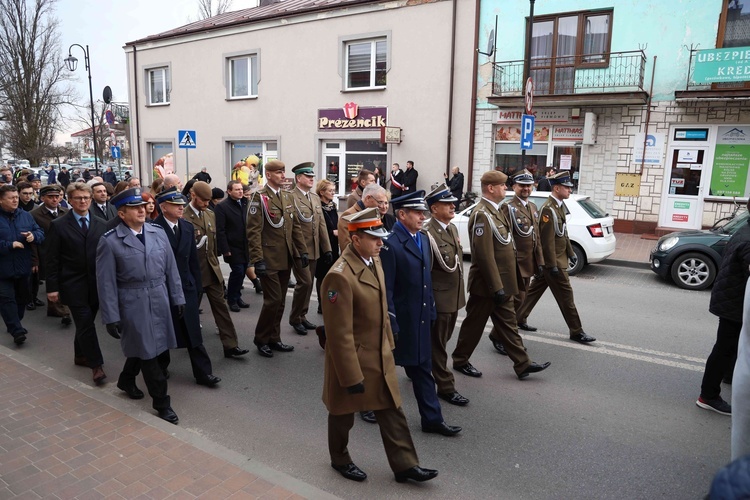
[403,362,444,426]
[227,262,247,304]
[0,275,31,338]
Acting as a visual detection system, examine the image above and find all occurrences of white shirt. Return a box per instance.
[189,203,201,218]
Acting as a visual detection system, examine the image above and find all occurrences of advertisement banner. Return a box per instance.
[693,47,750,84]
[633,132,666,166]
[709,126,750,197]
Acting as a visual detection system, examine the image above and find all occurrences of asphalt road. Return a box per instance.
[13,262,731,499]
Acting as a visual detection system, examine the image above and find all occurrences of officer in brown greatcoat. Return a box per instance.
[246,160,308,358]
[451,170,551,380]
[422,184,469,406]
[517,172,597,344]
[288,162,332,336]
[322,208,437,484]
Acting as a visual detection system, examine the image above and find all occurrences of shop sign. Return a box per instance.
[633,132,665,166]
[496,107,570,124]
[318,103,387,130]
[674,201,690,209]
[615,173,641,197]
[672,214,689,222]
[671,178,685,188]
[693,47,750,84]
[709,126,750,197]
[552,126,583,141]
[674,129,709,141]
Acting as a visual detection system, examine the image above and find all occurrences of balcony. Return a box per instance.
[489,50,649,107]
[674,48,750,101]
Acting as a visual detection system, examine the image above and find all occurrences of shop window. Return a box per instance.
[147,66,170,105]
[340,33,390,90]
[150,142,174,180]
[715,0,750,89]
[494,142,547,180]
[228,141,278,183]
[228,53,259,99]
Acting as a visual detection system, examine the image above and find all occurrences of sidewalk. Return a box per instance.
[607,232,655,268]
[0,348,337,500]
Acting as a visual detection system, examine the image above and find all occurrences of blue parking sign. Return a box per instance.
[521,114,535,150]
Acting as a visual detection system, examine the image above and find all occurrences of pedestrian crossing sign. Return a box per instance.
[178,130,196,149]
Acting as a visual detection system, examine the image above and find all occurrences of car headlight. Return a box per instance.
[659,236,679,251]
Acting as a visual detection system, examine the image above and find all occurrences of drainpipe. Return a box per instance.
[445,0,457,176]
[467,0,481,190]
[133,45,143,181]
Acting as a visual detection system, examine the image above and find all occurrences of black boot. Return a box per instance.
[252,278,263,294]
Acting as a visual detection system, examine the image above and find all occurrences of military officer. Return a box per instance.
[489,169,545,355]
[246,160,308,358]
[96,187,184,424]
[451,171,551,380]
[422,184,469,406]
[288,162,332,335]
[381,191,462,436]
[322,208,438,484]
[184,181,249,358]
[517,172,597,344]
[337,184,386,253]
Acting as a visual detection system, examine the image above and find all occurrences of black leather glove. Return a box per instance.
[106,322,121,339]
[347,382,365,394]
[493,289,507,306]
[176,304,184,319]
[393,332,399,343]
[322,251,333,265]
[551,266,560,276]
[300,253,309,268]
[538,265,545,276]
[255,260,267,277]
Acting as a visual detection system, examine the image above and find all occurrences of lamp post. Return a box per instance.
[64,44,99,173]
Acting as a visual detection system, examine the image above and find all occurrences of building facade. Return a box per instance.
[125,0,476,199]
[476,0,750,232]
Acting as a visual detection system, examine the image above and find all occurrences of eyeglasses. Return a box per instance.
[71,196,92,202]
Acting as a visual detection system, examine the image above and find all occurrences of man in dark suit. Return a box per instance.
[90,182,118,221]
[380,191,461,437]
[44,182,107,384]
[102,167,117,186]
[214,180,250,312]
[401,161,418,194]
[154,188,220,387]
[389,163,404,199]
[445,166,464,210]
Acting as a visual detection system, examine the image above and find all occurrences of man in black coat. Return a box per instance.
[214,180,250,312]
[57,167,71,188]
[402,161,418,194]
[696,202,750,416]
[192,167,212,184]
[153,188,220,387]
[445,166,464,210]
[90,182,118,221]
[44,182,108,384]
[102,167,117,186]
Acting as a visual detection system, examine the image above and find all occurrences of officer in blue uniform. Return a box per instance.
[380,190,462,437]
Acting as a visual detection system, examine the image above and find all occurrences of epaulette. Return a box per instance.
[148,222,165,231]
[102,228,116,237]
[330,260,346,273]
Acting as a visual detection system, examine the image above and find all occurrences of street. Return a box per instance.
[11,261,730,499]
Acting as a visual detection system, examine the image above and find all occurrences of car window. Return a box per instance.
[723,210,750,234]
[529,195,570,215]
[578,198,608,218]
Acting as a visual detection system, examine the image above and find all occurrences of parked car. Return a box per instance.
[649,210,749,290]
[454,192,616,275]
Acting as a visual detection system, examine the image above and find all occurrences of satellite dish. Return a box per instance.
[477,28,495,57]
[102,86,112,104]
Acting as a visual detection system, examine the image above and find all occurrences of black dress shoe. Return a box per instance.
[317,304,322,314]
[394,466,439,483]
[117,381,145,399]
[196,374,221,386]
[359,411,377,423]
[255,344,273,358]
[61,316,72,326]
[422,421,462,436]
[13,333,26,345]
[570,332,596,343]
[157,407,179,424]
[490,337,507,356]
[269,341,294,352]
[34,298,45,306]
[228,302,240,312]
[25,302,36,311]
[454,362,482,378]
[331,462,367,482]
[518,322,537,332]
[224,346,250,358]
[518,361,551,380]
[301,319,317,330]
[438,391,470,406]
[290,323,307,335]
[237,299,250,309]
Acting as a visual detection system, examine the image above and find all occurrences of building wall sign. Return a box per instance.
[552,125,584,141]
[633,132,666,166]
[693,47,750,83]
[318,103,388,130]
[709,126,750,197]
[496,108,570,124]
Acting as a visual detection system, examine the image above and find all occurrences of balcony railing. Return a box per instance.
[492,50,647,97]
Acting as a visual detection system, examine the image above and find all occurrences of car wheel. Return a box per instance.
[669,252,716,290]
[566,244,586,276]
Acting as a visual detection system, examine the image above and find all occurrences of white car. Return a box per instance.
[454,193,616,275]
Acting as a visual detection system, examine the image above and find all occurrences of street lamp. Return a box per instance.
[65,44,99,173]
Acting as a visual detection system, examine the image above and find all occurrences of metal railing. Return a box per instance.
[492,50,647,97]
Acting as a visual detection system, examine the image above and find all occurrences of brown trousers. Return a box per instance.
[489,275,531,339]
[328,407,418,473]
[290,258,317,324]
[516,269,583,336]
[452,294,530,375]
[200,281,239,349]
[255,268,291,345]
[431,311,458,394]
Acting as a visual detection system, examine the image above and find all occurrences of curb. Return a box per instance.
[601,258,650,270]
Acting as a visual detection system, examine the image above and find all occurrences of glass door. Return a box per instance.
[552,145,581,192]
[322,141,343,195]
[660,147,708,229]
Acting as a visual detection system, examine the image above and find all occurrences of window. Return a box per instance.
[148,67,170,105]
[715,0,750,89]
[345,39,387,89]
[228,54,258,98]
[527,9,613,95]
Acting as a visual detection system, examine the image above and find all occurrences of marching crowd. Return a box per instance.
[0,159,598,484]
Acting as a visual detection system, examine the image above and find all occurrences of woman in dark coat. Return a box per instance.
[314,179,339,313]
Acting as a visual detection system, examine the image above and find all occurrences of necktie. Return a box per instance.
[368,262,376,274]
[49,211,57,219]
[173,224,180,239]
[413,233,421,251]
[136,233,145,245]
[80,217,88,233]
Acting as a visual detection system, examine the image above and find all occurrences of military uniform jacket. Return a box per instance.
[381,223,437,366]
[96,223,185,359]
[422,219,465,313]
[290,187,331,260]
[30,205,68,278]
[336,201,363,252]
[467,198,519,297]
[539,196,575,270]
[502,196,545,278]
[321,244,400,415]
[246,186,307,270]
[183,206,223,286]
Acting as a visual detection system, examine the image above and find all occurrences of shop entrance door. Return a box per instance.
[552,145,581,192]
[322,141,343,195]
[659,145,708,230]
